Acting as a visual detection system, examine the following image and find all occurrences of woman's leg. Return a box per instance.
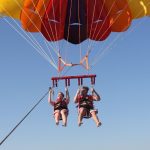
[60,109,68,126]
[54,110,60,125]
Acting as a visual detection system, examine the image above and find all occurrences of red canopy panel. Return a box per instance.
[41,0,68,42]
[41,0,132,44]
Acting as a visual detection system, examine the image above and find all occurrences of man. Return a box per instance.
[74,86,101,127]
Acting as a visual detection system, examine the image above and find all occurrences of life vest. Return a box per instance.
[78,95,94,109]
[54,99,68,111]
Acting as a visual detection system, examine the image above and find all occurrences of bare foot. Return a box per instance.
[62,123,67,127]
[78,122,83,127]
[97,122,102,127]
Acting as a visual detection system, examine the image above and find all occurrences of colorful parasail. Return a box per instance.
[0,0,150,44]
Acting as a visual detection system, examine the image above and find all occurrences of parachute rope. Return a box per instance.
[85,0,128,68]
[14,0,58,54]
[51,0,60,53]
[44,41,57,66]
[3,1,60,70]
[3,18,57,69]
[3,18,56,67]
[18,0,61,66]
[2,7,57,68]
[0,90,49,146]
[77,0,82,61]
[84,0,114,71]
[40,0,59,51]
[91,3,150,67]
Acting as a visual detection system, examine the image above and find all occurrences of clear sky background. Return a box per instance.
[0,17,150,150]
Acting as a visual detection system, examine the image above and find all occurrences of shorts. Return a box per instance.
[78,106,98,118]
[53,108,69,120]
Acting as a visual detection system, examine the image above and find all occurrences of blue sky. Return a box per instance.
[0,17,150,150]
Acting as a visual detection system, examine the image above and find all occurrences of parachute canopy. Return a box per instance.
[0,0,24,19]
[0,0,150,44]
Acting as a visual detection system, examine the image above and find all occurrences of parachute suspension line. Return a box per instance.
[88,0,128,67]
[78,0,82,61]
[44,41,57,68]
[93,0,124,42]
[91,32,123,67]
[55,0,92,73]
[23,0,60,65]
[87,0,97,49]
[86,0,93,56]
[2,9,54,65]
[89,0,124,67]
[14,1,58,55]
[52,0,61,53]
[58,0,66,64]
[56,0,76,75]
[11,2,57,69]
[66,0,73,43]
[16,0,58,52]
[90,1,130,67]
[90,0,107,42]
[2,7,49,60]
[15,0,60,67]
[81,0,99,72]
[40,0,59,51]
[86,0,89,44]
[31,0,61,57]
[64,0,73,64]
[91,10,149,67]
[87,0,105,53]
[3,18,54,67]
[0,90,49,146]
[87,0,106,56]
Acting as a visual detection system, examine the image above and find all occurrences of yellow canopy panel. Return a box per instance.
[127,0,150,18]
[0,0,24,19]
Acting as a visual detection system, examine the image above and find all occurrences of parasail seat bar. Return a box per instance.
[51,74,96,87]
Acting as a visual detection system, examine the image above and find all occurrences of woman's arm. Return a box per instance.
[48,88,55,106]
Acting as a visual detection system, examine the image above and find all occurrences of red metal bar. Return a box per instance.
[51,74,96,87]
[52,74,96,80]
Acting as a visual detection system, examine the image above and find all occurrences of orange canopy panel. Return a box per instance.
[103,0,132,32]
[21,0,49,32]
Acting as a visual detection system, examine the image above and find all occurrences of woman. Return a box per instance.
[48,87,70,127]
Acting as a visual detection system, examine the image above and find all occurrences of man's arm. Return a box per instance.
[91,88,101,101]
